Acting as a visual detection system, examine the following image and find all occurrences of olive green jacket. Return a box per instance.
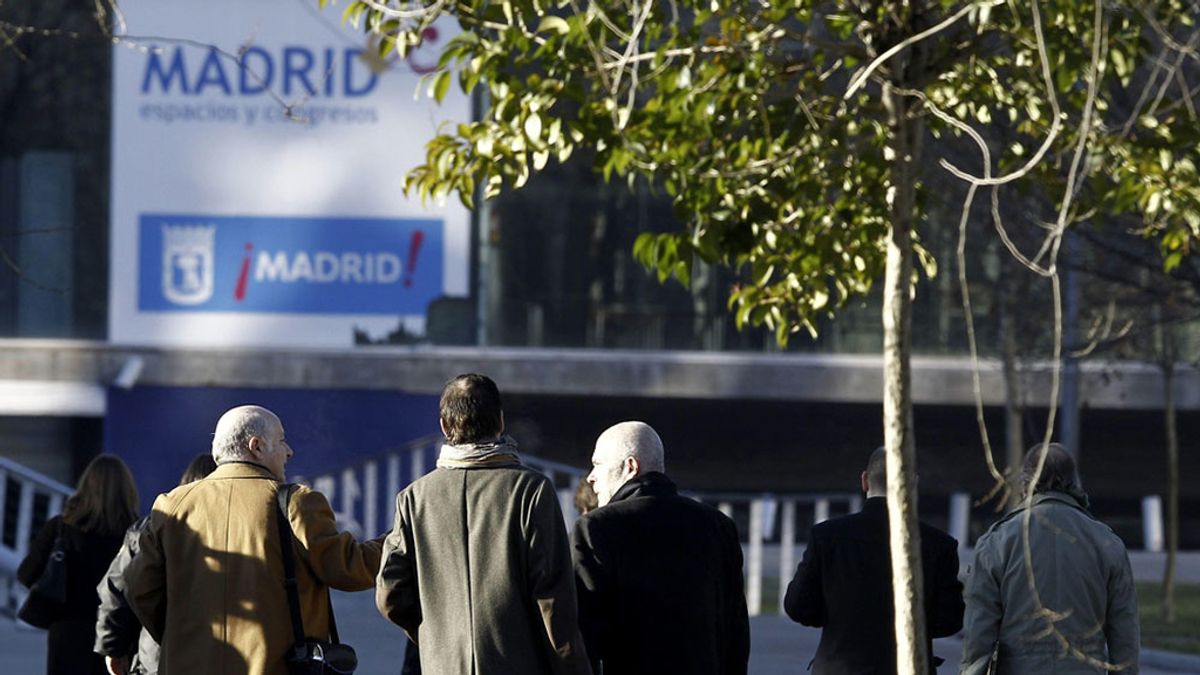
[961,491,1139,674]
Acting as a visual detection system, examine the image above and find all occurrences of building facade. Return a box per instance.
[1,0,1197,549]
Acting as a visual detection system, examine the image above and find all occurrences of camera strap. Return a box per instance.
[275,484,341,650]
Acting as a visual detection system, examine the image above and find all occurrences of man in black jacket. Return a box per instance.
[572,421,750,675]
[94,453,217,675]
[783,447,964,674]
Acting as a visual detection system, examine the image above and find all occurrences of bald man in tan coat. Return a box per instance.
[124,405,382,675]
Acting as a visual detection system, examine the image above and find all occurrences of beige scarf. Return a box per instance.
[436,435,521,469]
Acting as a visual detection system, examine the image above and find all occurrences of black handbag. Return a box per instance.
[275,485,358,675]
[17,520,68,629]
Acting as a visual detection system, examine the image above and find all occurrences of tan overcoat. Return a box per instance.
[125,462,382,675]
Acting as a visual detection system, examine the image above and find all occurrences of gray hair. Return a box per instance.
[212,406,276,464]
[596,421,665,473]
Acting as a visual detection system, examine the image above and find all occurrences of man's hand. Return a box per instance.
[105,655,131,675]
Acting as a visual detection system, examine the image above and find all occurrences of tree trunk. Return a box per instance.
[1001,263,1024,508]
[881,82,928,675]
[1162,326,1178,623]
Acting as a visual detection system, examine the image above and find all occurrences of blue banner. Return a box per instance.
[138,214,442,314]
[106,386,440,516]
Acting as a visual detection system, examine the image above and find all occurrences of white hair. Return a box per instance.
[595,421,665,473]
[212,405,277,464]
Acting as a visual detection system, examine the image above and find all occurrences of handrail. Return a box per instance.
[295,437,590,540]
[0,457,75,618]
[0,457,74,494]
[520,454,590,480]
[293,434,444,480]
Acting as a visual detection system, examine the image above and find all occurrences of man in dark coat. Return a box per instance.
[572,421,750,675]
[94,453,217,675]
[783,447,964,674]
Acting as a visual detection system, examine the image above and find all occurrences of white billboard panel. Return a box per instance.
[109,0,470,347]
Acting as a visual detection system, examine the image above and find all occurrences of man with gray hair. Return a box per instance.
[125,405,382,675]
[572,421,750,675]
[961,443,1139,673]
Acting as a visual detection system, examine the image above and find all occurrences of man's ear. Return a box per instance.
[499,411,505,435]
[860,472,871,495]
[248,436,264,459]
[626,455,642,478]
[439,417,449,439]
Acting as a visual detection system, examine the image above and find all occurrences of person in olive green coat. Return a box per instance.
[961,443,1140,674]
[124,405,383,675]
[377,374,591,675]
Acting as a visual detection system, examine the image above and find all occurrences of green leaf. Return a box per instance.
[537,16,570,35]
[476,134,494,158]
[524,113,543,142]
[341,1,366,27]
[432,70,453,103]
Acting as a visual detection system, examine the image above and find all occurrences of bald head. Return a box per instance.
[588,421,665,506]
[863,447,887,496]
[212,406,291,479]
[597,421,665,472]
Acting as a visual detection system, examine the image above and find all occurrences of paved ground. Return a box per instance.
[3,551,1198,673]
[2,592,1194,673]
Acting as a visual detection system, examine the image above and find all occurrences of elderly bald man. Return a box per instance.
[572,421,750,675]
[124,405,383,675]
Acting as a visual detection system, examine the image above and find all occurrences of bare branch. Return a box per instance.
[939,0,1065,189]
[356,0,449,21]
[844,0,1006,99]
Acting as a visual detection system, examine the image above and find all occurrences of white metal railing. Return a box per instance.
[707,491,1036,616]
[0,456,74,615]
[295,436,589,539]
[296,448,1054,619]
[697,492,862,616]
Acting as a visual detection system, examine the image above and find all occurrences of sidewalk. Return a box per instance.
[750,616,1194,674]
[2,592,1196,673]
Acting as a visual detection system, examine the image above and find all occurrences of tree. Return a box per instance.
[1066,222,1200,624]
[330,1,1200,671]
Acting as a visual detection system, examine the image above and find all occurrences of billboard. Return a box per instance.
[109,0,470,347]
[105,386,440,533]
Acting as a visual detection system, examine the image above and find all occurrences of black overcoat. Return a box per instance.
[572,472,751,675]
[18,515,124,675]
[95,516,159,674]
[783,496,965,675]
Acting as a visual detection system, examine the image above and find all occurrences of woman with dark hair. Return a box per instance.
[18,454,140,675]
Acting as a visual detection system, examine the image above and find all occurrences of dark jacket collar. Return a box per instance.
[609,471,677,504]
[862,495,887,515]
